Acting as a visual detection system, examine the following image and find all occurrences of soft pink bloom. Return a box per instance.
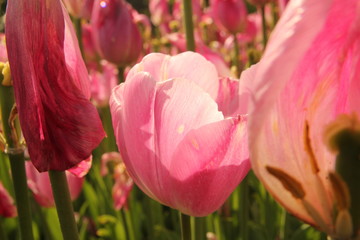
[167,33,232,77]
[245,0,360,238]
[101,152,133,210]
[91,0,142,66]
[89,60,118,107]
[0,182,16,218]
[211,0,247,34]
[26,160,86,208]
[6,0,105,172]
[63,0,94,19]
[110,52,250,216]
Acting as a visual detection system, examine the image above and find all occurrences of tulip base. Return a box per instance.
[49,170,79,240]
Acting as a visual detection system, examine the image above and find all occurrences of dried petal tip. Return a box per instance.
[323,113,360,152]
[335,209,353,239]
[266,166,305,199]
[0,62,12,86]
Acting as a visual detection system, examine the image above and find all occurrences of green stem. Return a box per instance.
[239,176,249,240]
[180,213,192,240]
[117,66,125,84]
[232,33,240,77]
[182,0,196,51]
[279,208,289,240]
[0,217,8,240]
[193,217,205,240]
[0,83,34,240]
[73,18,84,57]
[9,153,34,240]
[260,5,268,49]
[49,171,79,240]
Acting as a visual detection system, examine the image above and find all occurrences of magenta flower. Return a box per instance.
[0,182,17,218]
[110,52,250,216]
[25,160,87,208]
[245,0,360,238]
[91,0,143,66]
[5,0,105,172]
[63,0,94,19]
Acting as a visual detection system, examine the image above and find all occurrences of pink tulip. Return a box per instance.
[167,33,232,77]
[110,52,250,216]
[0,182,16,218]
[26,160,86,208]
[6,0,105,172]
[244,0,360,238]
[91,0,143,66]
[0,33,7,62]
[149,0,171,26]
[211,0,247,34]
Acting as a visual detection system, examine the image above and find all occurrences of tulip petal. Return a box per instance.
[247,0,359,229]
[169,116,250,216]
[0,182,17,218]
[6,0,105,171]
[128,52,220,99]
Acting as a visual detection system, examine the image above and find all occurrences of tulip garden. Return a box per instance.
[0,0,359,239]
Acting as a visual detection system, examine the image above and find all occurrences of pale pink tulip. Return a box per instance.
[6,0,105,172]
[245,0,360,238]
[26,160,86,208]
[110,52,250,216]
[0,182,16,218]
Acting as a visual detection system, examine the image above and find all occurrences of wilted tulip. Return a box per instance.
[25,160,88,208]
[6,0,105,172]
[110,52,250,216]
[211,0,247,34]
[0,182,16,218]
[91,0,142,66]
[245,0,360,238]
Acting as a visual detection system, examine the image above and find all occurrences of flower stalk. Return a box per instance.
[182,0,195,51]
[49,170,80,240]
[0,70,34,240]
[180,213,192,240]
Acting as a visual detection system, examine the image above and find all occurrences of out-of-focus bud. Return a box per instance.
[0,182,17,218]
[211,0,247,34]
[82,23,99,63]
[89,60,118,107]
[63,0,94,19]
[91,0,142,67]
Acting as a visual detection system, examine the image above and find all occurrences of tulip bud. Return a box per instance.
[63,0,94,19]
[211,0,247,34]
[91,0,142,67]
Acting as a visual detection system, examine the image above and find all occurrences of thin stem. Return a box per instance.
[180,213,192,240]
[49,171,79,240]
[9,153,34,240]
[232,33,240,77]
[0,217,8,240]
[260,5,268,49]
[182,0,196,51]
[0,83,34,240]
[193,217,205,240]
[117,66,125,84]
[73,18,84,57]
[279,208,289,240]
[239,176,249,240]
